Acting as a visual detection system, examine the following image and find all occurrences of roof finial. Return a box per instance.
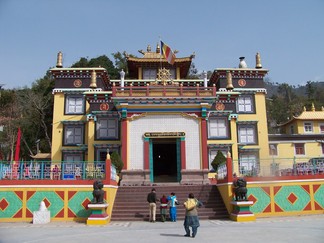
[90,70,97,89]
[255,52,262,69]
[147,44,151,52]
[312,103,315,111]
[56,51,63,68]
[226,71,234,90]
[239,57,247,68]
[156,42,160,53]
[303,106,306,111]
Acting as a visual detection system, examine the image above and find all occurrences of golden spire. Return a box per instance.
[303,106,306,111]
[226,71,234,90]
[90,70,97,89]
[56,51,63,68]
[147,44,151,52]
[156,42,160,53]
[255,52,262,69]
[311,103,315,111]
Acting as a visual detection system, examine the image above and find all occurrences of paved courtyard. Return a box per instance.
[0,215,323,243]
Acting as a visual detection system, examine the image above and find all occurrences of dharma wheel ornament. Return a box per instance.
[156,68,172,85]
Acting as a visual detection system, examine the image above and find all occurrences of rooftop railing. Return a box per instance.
[112,84,217,97]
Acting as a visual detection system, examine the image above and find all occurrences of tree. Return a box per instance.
[211,151,226,171]
[72,55,119,79]
[110,151,124,173]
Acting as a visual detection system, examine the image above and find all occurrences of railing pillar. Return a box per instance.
[213,84,216,96]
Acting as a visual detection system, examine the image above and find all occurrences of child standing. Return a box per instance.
[160,194,168,222]
[167,192,178,222]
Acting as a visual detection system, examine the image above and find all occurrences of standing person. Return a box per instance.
[183,193,203,238]
[167,192,178,222]
[147,188,158,222]
[160,194,168,222]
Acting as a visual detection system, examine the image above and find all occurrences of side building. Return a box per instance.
[269,104,324,175]
[49,45,271,185]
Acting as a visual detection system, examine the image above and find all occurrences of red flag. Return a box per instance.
[161,41,176,65]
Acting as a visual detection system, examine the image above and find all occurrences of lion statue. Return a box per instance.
[233,177,248,201]
[92,180,105,204]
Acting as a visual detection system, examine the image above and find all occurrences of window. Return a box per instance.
[294,143,305,155]
[64,125,84,145]
[62,153,83,180]
[96,118,119,139]
[304,122,313,133]
[269,144,278,156]
[143,69,157,79]
[65,95,85,114]
[238,125,257,144]
[208,148,228,171]
[208,118,228,138]
[239,153,259,176]
[169,69,176,79]
[319,124,324,133]
[237,95,253,113]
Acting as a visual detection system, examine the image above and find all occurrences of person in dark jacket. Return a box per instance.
[147,188,158,222]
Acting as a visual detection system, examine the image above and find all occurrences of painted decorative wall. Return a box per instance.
[0,185,117,222]
[217,179,324,216]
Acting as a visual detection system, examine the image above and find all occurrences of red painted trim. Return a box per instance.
[200,119,208,169]
[121,119,128,170]
[226,156,233,183]
[181,140,186,170]
[144,140,149,170]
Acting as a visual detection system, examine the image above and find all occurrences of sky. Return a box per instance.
[0,0,324,89]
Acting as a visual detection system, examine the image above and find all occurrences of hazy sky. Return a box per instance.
[0,0,323,89]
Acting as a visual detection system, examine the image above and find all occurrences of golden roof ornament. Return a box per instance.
[312,103,315,111]
[156,68,172,85]
[147,45,151,52]
[156,43,160,53]
[90,70,97,89]
[56,51,63,68]
[255,52,262,69]
[226,71,234,90]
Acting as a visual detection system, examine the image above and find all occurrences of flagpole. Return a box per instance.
[159,36,163,71]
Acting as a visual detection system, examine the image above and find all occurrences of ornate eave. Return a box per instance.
[209,68,269,84]
[50,67,110,88]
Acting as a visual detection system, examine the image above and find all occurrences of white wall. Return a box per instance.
[129,114,200,170]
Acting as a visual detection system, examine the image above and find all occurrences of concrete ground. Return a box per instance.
[0,215,323,243]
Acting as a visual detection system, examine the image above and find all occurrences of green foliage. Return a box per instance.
[72,55,119,79]
[211,151,226,171]
[110,151,124,173]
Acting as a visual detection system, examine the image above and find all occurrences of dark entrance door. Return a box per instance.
[152,138,177,182]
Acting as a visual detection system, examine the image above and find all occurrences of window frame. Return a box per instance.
[237,124,258,145]
[304,122,313,133]
[294,143,305,155]
[143,68,157,80]
[63,124,85,146]
[65,94,85,115]
[95,117,119,140]
[269,144,278,156]
[237,95,254,113]
[208,117,229,139]
[239,152,259,176]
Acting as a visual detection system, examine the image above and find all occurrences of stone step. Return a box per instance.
[111,185,228,221]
